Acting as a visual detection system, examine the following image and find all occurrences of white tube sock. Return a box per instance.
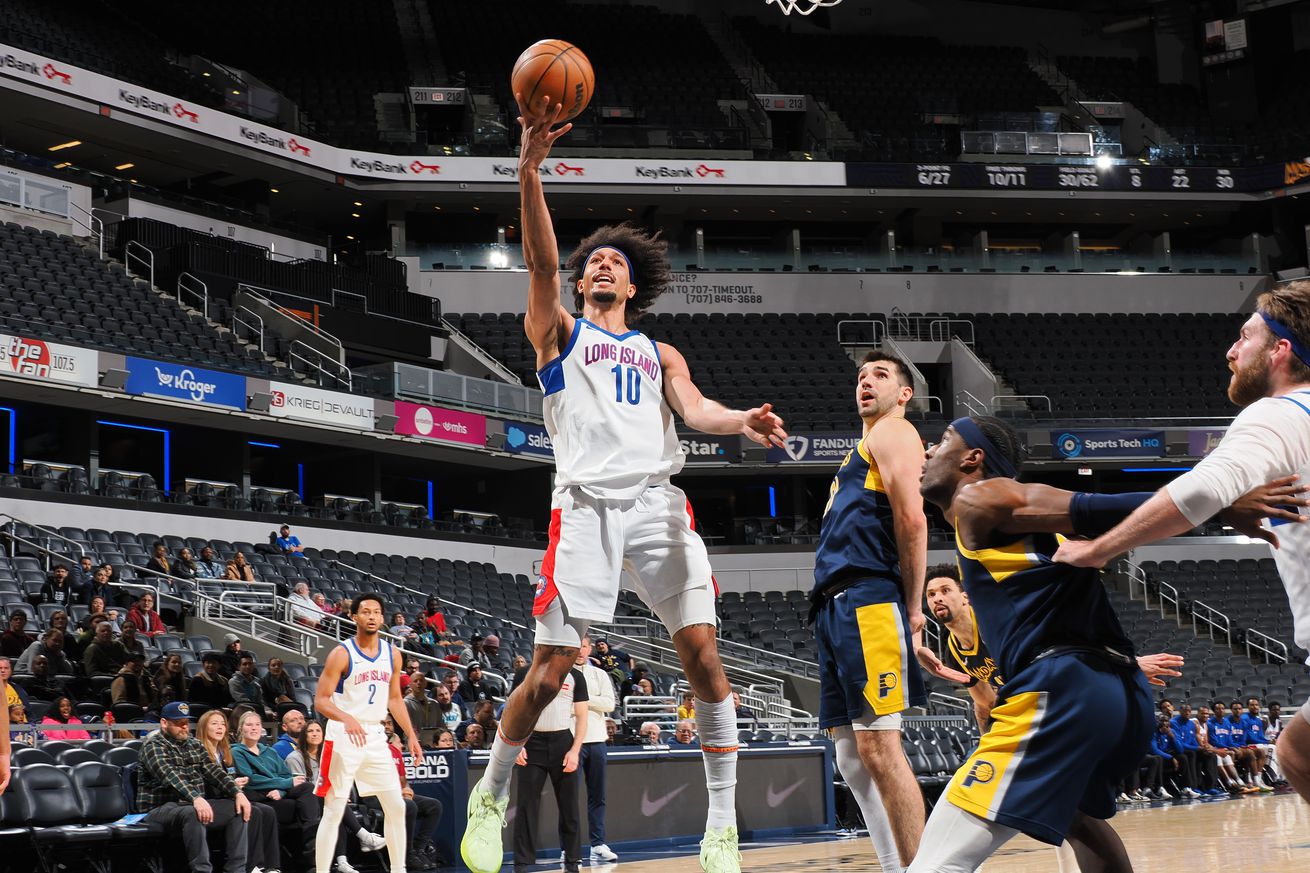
[483,727,528,798]
[695,695,740,830]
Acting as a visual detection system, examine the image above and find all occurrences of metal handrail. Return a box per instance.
[177,272,209,319]
[928,692,970,715]
[334,562,530,634]
[194,586,318,658]
[602,614,817,678]
[237,284,345,356]
[289,340,353,390]
[124,240,154,288]
[955,389,990,417]
[1119,559,1151,609]
[1244,628,1288,664]
[922,395,945,413]
[835,319,887,346]
[1191,599,1231,645]
[439,317,520,386]
[1156,579,1180,621]
[992,394,1053,412]
[928,318,975,345]
[233,304,265,352]
[0,513,86,562]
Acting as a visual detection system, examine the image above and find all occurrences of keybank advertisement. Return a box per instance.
[0,42,842,187]
[125,357,246,409]
[1052,429,1166,459]
[395,400,486,446]
[503,421,554,457]
[767,432,861,464]
[268,381,374,429]
[0,333,97,387]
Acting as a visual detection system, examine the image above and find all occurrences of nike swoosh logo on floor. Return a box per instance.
[641,784,690,816]
[767,779,806,807]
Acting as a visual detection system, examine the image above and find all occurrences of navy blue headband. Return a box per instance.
[586,246,634,283]
[951,417,1019,479]
[1260,311,1310,368]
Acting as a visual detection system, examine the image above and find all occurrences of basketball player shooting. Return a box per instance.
[458,94,787,873]
[314,593,424,873]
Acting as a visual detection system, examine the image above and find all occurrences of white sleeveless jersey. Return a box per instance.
[538,318,684,499]
[332,637,393,724]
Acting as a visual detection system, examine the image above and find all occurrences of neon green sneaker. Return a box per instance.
[460,778,508,873]
[699,825,742,873]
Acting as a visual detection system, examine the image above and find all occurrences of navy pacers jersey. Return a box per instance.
[812,439,901,596]
[954,526,1135,682]
[947,610,1005,690]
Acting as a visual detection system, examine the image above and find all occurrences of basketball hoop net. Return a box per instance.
[765,0,844,15]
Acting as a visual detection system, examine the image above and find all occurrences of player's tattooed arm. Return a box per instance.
[518,94,574,360]
[658,342,786,447]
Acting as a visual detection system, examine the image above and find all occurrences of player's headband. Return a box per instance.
[950,417,1018,480]
[1259,311,1310,367]
[585,246,634,284]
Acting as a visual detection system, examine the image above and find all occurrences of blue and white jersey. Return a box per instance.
[537,318,683,499]
[333,637,393,724]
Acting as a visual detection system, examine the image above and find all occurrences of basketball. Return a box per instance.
[511,39,594,121]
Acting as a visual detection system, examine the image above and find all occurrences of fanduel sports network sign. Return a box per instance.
[268,382,374,430]
[125,357,246,410]
[1051,429,1166,460]
[0,333,97,387]
[395,400,486,447]
[767,432,861,464]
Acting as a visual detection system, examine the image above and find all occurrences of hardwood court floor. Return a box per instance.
[593,793,1310,872]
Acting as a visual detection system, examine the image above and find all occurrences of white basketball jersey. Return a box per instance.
[332,637,393,723]
[538,318,684,499]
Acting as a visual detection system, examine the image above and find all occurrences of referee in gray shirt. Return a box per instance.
[511,664,589,873]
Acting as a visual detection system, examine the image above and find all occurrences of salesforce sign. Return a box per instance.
[504,422,554,458]
[125,357,246,410]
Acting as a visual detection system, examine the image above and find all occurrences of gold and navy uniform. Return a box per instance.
[945,526,1153,845]
[811,439,925,729]
[946,610,1004,691]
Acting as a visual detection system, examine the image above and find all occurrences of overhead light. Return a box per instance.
[202,71,211,77]
[473,206,480,212]
[269,187,279,193]
[353,201,363,207]
[1095,154,1114,170]
[345,235,355,241]
[99,368,129,390]
[248,392,274,413]
[351,212,360,218]
[52,162,71,170]
[115,162,135,170]
[129,179,138,184]
[48,140,81,151]
[433,206,441,211]
[232,89,241,95]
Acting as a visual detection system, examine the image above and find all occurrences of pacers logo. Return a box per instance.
[877,671,898,699]
[961,759,996,788]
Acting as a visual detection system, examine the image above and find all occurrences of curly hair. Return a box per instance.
[564,222,670,324]
[970,415,1029,478]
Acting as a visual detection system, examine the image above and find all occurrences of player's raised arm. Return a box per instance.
[867,419,929,632]
[314,645,365,746]
[658,341,786,447]
[517,95,575,360]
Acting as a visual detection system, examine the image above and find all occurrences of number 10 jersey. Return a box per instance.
[537,318,683,499]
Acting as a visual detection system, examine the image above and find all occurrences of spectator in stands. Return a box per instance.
[40,564,76,607]
[139,701,255,873]
[731,691,756,725]
[222,560,242,581]
[480,634,509,671]
[367,715,444,870]
[49,611,81,662]
[462,722,489,751]
[441,671,467,715]
[85,566,114,607]
[0,611,34,658]
[83,620,129,676]
[458,663,495,704]
[229,653,265,713]
[261,658,295,713]
[128,593,167,637]
[112,652,159,712]
[677,693,696,721]
[173,548,199,581]
[195,546,225,578]
[119,618,147,660]
[271,707,306,759]
[605,719,618,744]
[84,596,107,629]
[436,730,456,750]
[8,703,34,745]
[405,670,442,746]
[288,582,324,628]
[72,554,96,595]
[231,552,257,583]
[511,655,528,672]
[311,592,333,616]
[0,658,28,711]
[591,639,632,686]
[457,699,498,745]
[39,693,90,740]
[144,541,173,578]
[189,652,234,710]
[434,682,462,733]
[638,722,662,745]
[275,524,305,557]
[196,710,282,873]
[635,677,657,698]
[155,652,186,706]
[23,655,66,702]
[15,628,72,676]
[460,634,493,671]
[391,612,420,644]
[671,719,698,748]
[619,665,651,700]
[219,635,243,677]
[420,598,449,637]
[104,608,124,635]
[232,710,320,868]
[285,718,387,870]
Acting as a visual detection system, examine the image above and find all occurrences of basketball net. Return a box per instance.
[765,0,844,15]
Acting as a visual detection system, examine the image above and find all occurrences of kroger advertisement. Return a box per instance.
[125,358,246,410]
[1051,429,1166,460]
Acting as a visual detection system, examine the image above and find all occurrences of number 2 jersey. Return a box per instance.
[537,318,684,499]
[331,636,394,725]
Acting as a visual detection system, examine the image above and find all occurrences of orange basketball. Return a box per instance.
[511,39,594,121]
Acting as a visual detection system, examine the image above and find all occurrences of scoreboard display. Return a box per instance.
[849,162,1268,192]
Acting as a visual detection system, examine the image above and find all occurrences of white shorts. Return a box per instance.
[316,723,401,799]
[533,481,716,647]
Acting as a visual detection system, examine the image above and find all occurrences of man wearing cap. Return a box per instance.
[139,701,256,873]
[275,524,305,557]
[220,634,244,677]
[189,652,235,710]
[459,663,496,704]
